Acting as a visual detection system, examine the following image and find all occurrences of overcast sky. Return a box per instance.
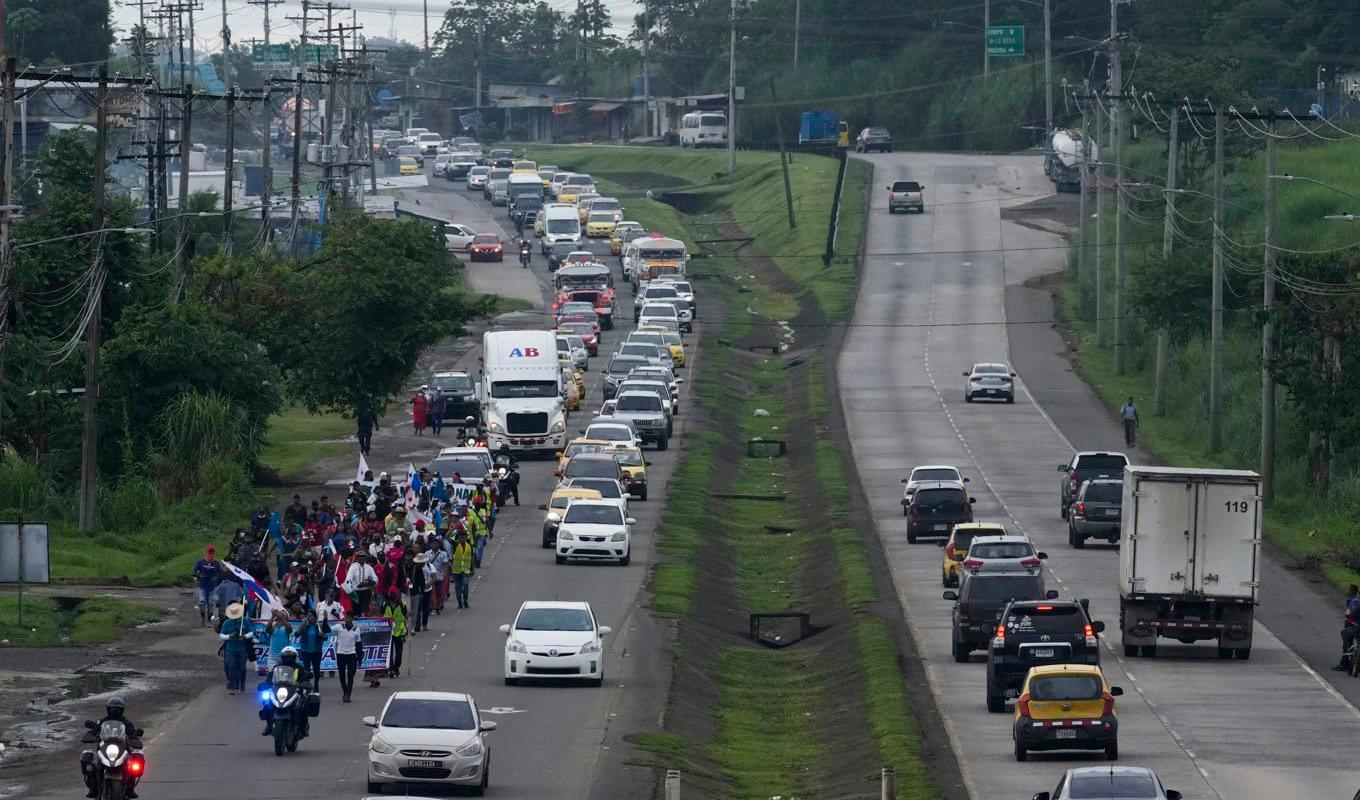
[110,0,638,53]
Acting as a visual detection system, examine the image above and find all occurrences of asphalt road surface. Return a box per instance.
[31,168,681,800]
[840,152,1360,799]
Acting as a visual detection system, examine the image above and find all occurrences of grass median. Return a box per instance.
[0,596,163,647]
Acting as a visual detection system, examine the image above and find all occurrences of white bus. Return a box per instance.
[679,112,727,148]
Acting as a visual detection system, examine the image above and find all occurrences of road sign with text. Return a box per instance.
[986,26,1025,57]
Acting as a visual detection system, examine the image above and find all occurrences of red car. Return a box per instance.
[556,322,599,355]
[467,233,504,262]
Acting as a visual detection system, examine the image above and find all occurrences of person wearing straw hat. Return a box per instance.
[218,603,253,694]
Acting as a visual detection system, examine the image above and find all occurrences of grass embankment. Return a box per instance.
[1065,136,1360,585]
[260,405,353,483]
[0,596,163,647]
[539,145,937,798]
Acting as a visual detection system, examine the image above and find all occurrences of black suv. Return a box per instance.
[905,482,974,544]
[1058,451,1128,519]
[985,600,1105,713]
[945,572,1058,663]
[1067,478,1123,547]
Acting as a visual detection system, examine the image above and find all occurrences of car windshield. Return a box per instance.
[1005,606,1082,632]
[630,334,664,347]
[1076,455,1129,472]
[561,302,593,314]
[560,324,593,336]
[646,287,678,299]
[1084,482,1123,502]
[912,468,959,483]
[618,395,663,412]
[469,167,490,176]
[588,427,631,443]
[866,127,889,136]
[912,488,968,513]
[589,212,614,222]
[970,542,1033,559]
[567,458,617,478]
[490,380,559,399]
[488,169,511,179]
[891,181,922,191]
[1030,675,1103,701]
[547,219,579,234]
[381,698,475,730]
[566,443,607,459]
[1067,774,1160,799]
[612,449,643,466]
[700,114,726,126]
[563,504,624,525]
[551,242,578,255]
[965,575,1042,600]
[565,175,592,186]
[472,235,500,245]
[516,608,593,631]
[429,457,488,480]
[608,358,647,376]
[569,478,622,497]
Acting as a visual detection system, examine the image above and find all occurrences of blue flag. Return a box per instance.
[433,506,444,533]
[268,511,283,548]
[432,477,448,503]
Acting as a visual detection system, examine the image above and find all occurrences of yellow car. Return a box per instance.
[558,184,590,204]
[541,486,603,547]
[639,324,686,367]
[586,211,617,238]
[512,159,538,174]
[537,167,558,187]
[609,445,649,499]
[533,214,547,237]
[398,156,420,175]
[940,522,1008,587]
[560,358,586,396]
[556,437,614,472]
[575,194,603,223]
[560,365,582,410]
[1012,664,1122,762]
[611,221,645,254]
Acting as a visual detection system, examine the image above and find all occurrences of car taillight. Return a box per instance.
[970,377,981,383]
[963,558,983,570]
[1101,690,1116,716]
[1075,502,1085,515]
[128,755,145,775]
[992,623,1006,648]
[1085,623,1098,648]
[1020,557,1041,568]
[944,542,955,559]
[1017,693,1031,717]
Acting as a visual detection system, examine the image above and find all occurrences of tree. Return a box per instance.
[4,0,113,65]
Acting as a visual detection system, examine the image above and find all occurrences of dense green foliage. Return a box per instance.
[3,0,113,67]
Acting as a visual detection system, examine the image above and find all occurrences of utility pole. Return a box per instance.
[79,67,110,532]
[222,87,236,251]
[1261,119,1278,502]
[1154,104,1178,416]
[726,0,737,175]
[769,78,796,230]
[290,70,304,251]
[1076,94,1089,289]
[0,58,16,443]
[174,84,194,301]
[1094,98,1106,346]
[247,0,282,48]
[423,0,430,55]
[1110,0,1127,374]
[983,0,990,78]
[188,1,197,82]
[642,0,651,135]
[792,0,801,72]
[220,0,231,91]
[1208,108,1225,453]
[260,85,273,236]
[474,15,483,108]
[1043,0,1052,132]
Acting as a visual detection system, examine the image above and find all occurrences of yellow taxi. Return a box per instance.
[561,358,586,396]
[540,486,603,547]
[1012,664,1122,762]
[560,364,582,410]
[611,221,646,254]
[940,522,1008,587]
[585,210,617,238]
[398,156,420,175]
[512,159,538,174]
[609,445,649,500]
[537,167,558,187]
[575,194,603,223]
[555,438,613,474]
[558,181,592,204]
[639,324,686,367]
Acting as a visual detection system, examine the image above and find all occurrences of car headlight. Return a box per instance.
[455,740,484,758]
[558,531,575,541]
[507,639,528,654]
[488,421,504,433]
[551,419,566,432]
[611,532,626,542]
[370,736,396,755]
[580,639,601,654]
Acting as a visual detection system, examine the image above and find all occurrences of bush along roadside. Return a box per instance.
[566,146,949,799]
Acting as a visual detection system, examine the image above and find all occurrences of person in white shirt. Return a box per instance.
[332,614,362,702]
[315,589,345,624]
[342,553,379,615]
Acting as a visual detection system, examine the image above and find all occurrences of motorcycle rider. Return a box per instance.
[261,646,311,739]
[495,444,520,506]
[81,697,143,799]
[518,237,532,268]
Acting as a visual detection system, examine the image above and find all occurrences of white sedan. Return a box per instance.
[363,691,496,796]
[900,464,969,511]
[444,223,479,251]
[501,601,611,686]
[554,498,634,565]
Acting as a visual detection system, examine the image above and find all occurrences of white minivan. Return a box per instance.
[542,203,582,251]
[679,112,727,148]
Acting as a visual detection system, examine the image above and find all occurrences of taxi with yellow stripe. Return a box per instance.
[1012,664,1122,762]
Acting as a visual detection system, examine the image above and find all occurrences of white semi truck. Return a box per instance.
[480,330,566,454]
[1118,466,1262,660]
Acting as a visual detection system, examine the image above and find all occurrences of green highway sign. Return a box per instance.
[251,43,291,67]
[303,44,341,62]
[986,25,1025,57]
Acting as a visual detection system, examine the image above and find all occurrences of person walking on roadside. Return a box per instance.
[208,574,244,627]
[466,502,488,570]
[296,610,330,691]
[411,388,429,436]
[429,391,447,436]
[381,589,409,678]
[333,613,361,702]
[192,546,223,626]
[1119,397,1139,447]
[1336,584,1360,671]
[450,531,474,609]
[356,406,379,455]
[344,551,379,614]
[431,535,450,614]
[218,602,253,694]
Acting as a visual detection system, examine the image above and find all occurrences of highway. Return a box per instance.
[31,170,680,800]
[840,152,1360,799]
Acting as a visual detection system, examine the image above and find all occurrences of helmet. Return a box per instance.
[106,698,126,719]
[281,646,299,666]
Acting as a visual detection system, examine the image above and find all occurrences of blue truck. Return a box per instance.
[799,110,848,146]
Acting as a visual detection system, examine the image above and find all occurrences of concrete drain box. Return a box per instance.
[749,612,811,648]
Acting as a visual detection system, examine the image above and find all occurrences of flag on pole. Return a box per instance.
[404,462,421,508]
[432,477,448,503]
[356,451,370,484]
[222,560,286,616]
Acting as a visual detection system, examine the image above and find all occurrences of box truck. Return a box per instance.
[1118,466,1262,660]
[480,330,566,454]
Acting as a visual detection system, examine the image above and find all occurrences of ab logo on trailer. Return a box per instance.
[508,347,540,358]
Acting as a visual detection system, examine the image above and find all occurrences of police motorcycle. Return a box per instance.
[493,446,520,507]
[80,707,145,799]
[259,647,318,756]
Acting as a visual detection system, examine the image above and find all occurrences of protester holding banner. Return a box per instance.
[295,610,330,692]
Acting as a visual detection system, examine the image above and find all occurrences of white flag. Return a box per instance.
[356,451,370,484]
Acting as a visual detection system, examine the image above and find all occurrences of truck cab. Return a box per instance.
[481,330,567,454]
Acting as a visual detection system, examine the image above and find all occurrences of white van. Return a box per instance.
[481,330,566,453]
[679,112,727,148]
[542,203,582,249]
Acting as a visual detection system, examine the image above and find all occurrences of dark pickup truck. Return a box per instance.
[1058,451,1128,519]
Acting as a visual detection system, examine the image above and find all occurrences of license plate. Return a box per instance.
[932,524,948,531]
[986,389,998,395]
[1055,729,1077,740]
[407,759,441,768]
[1105,508,1119,516]
[1031,648,1055,658]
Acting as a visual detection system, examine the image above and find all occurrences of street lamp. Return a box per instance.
[14,227,154,250]
[1324,213,1356,222]
[1269,173,1360,205]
